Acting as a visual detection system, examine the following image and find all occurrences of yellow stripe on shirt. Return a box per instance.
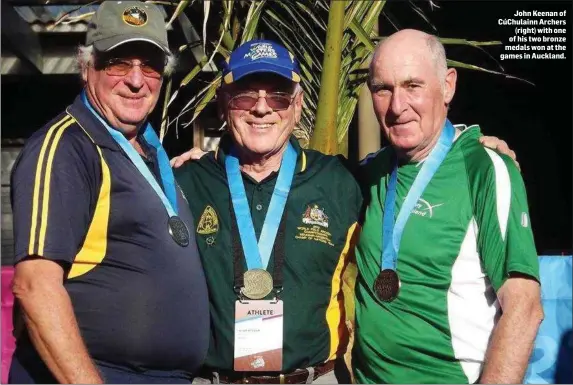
[325,222,359,360]
[300,151,307,173]
[37,118,77,255]
[28,115,73,255]
[66,121,111,278]
[67,145,111,279]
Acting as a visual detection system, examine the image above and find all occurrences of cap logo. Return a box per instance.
[244,43,277,61]
[122,6,148,27]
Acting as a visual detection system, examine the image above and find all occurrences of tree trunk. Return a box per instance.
[309,0,345,155]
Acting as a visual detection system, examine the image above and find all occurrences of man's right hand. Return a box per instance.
[12,258,103,383]
[170,147,207,168]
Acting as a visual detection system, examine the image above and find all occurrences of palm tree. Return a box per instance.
[164,0,512,157]
[51,1,517,156]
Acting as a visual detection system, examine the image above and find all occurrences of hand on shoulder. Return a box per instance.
[479,136,520,171]
[170,147,208,168]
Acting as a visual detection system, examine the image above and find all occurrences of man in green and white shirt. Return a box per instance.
[352,29,543,384]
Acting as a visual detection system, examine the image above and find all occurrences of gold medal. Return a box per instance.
[241,269,274,300]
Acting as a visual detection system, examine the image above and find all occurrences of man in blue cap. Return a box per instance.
[175,40,360,384]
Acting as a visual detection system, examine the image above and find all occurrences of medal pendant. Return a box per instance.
[373,269,400,302]
[241,269,274,300]
[168,216,190,247]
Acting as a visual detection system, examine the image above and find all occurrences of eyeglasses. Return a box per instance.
[102,58,164,79]
[227,91,296,111]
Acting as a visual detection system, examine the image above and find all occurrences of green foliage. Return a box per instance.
[55,1,519,149]
[169,0,388,148]
[160,1,515,149]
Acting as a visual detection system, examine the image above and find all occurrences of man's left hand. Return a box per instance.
[479,275,544,383]
[479,136,520,170]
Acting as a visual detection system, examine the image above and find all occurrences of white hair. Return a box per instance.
[426,34,447,88]
[77,44,176,76]
[368,33,448,90]
[293,82,303,95]
[77,44,94,68]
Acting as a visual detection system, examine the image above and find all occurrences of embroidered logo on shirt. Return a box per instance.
[197,205,219,235]
[295,204,334,246]
[302,204,329,228]
[411,198,444,218]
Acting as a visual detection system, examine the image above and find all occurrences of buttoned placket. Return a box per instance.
[248,179,268,238]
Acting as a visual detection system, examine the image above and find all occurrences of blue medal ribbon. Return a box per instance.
[81,92,178,217]
[381,120,455,271]
[226,143,297,270]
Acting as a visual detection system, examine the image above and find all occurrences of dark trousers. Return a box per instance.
[9,349,193,384]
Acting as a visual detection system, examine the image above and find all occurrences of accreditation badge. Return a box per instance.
[234,300,283,372]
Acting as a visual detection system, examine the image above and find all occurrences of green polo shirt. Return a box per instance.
[175,135,361,372]
[352,126,539,383]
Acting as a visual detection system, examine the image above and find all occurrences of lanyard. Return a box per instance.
[226,143,297,270]
[231,204,286,292]
[381,120,455,271]
[81,92,178,216]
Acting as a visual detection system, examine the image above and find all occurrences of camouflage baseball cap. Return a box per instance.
[86,1,170,54]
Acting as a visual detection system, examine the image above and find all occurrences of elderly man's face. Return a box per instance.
[369,41,456,157]
[219,74,303,158]
[83,42,164,135]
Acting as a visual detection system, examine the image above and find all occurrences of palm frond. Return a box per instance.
[166,0,191,28]
[202,0,211,55]
[168,0,527,153]
[447,59,534,85]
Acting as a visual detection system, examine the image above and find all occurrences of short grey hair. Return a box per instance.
[426,34,447,87]
[77,44,176,76]
[293,82,303,95]
[367,41,382,89]
[368,33,448,89]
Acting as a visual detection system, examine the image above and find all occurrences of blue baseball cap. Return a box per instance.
[221,40,301,84]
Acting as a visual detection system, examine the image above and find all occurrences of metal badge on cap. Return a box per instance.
[122,6,148,27]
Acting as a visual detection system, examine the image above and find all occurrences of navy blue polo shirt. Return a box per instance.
[10,95,209,377]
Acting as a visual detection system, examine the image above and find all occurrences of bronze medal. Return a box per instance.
[373,269,400,302]
[241,269,274,300]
